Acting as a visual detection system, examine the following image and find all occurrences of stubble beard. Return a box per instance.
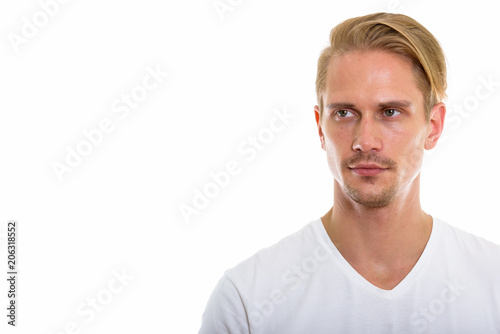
[340,152,399,208]
[342,175,399,208]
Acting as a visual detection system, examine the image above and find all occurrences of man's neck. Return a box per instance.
[321,180,433,290]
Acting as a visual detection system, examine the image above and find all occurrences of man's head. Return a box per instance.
[314,13,447,208]
[316,12,447,122]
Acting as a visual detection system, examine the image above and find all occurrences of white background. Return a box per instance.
[0,0,499,333]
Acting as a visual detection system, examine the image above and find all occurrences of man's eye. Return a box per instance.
[336,110,354,117]
[384,109,401,117]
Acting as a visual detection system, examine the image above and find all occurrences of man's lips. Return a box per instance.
[349,164,388,176]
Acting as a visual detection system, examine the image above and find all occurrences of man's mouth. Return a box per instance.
[349,164,388,176]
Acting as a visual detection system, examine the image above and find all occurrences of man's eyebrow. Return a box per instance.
[325,100,412,109]
[326,102,356,110]
[378,100,412,109]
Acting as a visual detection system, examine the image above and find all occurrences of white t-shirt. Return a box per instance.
[198,216,500,333]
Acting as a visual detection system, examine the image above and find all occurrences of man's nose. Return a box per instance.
[352,115,383,152]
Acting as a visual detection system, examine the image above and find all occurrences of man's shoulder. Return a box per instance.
[225,217,326,285]
[436,217,500,259]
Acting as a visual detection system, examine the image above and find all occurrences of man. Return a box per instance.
[198,12,500,333]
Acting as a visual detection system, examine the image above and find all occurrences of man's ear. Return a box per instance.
[314,105,325,151]
[425,102,446,150]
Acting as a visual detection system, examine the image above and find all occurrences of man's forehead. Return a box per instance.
[322,50,424,109]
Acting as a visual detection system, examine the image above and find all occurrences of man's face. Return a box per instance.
[315,50,437,208]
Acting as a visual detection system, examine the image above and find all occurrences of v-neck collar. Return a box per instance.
[312,215,440,299]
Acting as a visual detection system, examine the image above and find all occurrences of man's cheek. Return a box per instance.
[402,144,424,171]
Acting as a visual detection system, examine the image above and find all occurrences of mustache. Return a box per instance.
[342,152,397,169]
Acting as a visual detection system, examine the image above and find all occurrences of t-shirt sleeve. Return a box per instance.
[198,273,250,334]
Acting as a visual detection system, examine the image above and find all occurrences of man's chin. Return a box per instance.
[343,184,397,208]
[352,196,393,208]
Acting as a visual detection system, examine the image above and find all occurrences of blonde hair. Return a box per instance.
[315,12,447,121]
